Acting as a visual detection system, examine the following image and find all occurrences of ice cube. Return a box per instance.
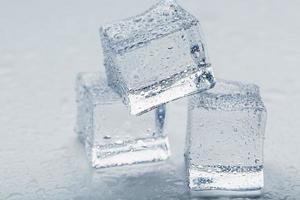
[185,79,267,197]
[100,0,215,115]
[76,72,170,168]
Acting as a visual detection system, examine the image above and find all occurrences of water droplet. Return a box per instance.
[113,33,123,40]
[115,140,124,145]
[197,165,204,169]
[191,44,200,54]
[148,18,154,22]
[103,135,111,139]
[137,140,146,147]
[133,17,142,22]
[163,10,170,16]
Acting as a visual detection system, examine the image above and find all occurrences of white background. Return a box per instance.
[0,0,299,199]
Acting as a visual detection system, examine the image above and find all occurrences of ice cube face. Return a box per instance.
[76,73,170,168]
[100,0,215,115]
[185,80,267,196]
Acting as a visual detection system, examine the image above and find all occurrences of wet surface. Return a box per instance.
[0,0,300,199]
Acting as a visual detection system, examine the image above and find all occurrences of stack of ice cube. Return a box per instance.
[75,0,267,198]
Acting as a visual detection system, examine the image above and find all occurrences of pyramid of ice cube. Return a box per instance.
[75,0,267,197]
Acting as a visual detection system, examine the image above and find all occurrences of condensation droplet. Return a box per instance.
[103,135,111,139]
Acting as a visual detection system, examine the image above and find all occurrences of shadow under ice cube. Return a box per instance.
[185,79,267,197]
[76,73,170,168]
[100,0,215,115]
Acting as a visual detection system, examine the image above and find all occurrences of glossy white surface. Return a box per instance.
[0,0,299,199]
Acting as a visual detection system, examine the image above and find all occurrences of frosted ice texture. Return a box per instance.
[76,72,170,168]
[185,79,267,196]
[100,0,215,115]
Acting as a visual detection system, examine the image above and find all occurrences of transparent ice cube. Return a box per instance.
[185,79,267,197]
[100,0,215,115]
[76,72,170,168]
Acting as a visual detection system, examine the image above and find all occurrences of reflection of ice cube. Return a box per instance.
[185,79,267,197]
[76,72,170,168]
[100,0,215,115]
[87,162,187,200]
